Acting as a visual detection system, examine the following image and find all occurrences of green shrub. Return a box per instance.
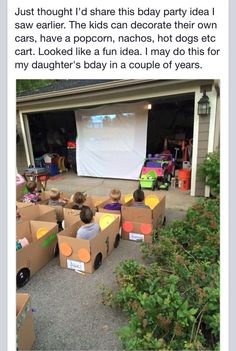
[198,151,220,196]
[101,199,220,350]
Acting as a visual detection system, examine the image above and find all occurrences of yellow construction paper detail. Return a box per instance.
[94,200,103,207]
[36,227,48,239]
[124,194,133,203]
[99,214,115,230]
[144,195,160,209]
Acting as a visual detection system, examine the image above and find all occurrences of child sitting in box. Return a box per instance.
[76,206,100,240]
[71,192,87,210]
[103,189,122,211]
[22,181,40,203]
[131,189,150,209]
[48,188,67,206]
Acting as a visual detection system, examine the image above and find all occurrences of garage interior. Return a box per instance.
[27,109,77,170]
[146,93,194,170]
[26,92,194,174]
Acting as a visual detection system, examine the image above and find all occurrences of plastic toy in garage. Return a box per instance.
[58,212,120,273]
[139,154,175,190]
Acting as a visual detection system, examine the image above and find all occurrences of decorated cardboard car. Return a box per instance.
[39,191,69,222]
[63,207,82,228]
[16,220,58,288]
[97,193,134,215]
[67,194,109,214]
[16,204,57,223]
[16,293,35,351]
[121,193,166,243]
[62,195,110,227]
[58,212,120,273]
[16,201,34,209]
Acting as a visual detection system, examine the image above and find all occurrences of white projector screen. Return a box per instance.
[75,102,148,179]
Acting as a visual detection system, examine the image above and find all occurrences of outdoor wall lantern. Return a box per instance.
[197,90,211,116]
[148,103,152,110]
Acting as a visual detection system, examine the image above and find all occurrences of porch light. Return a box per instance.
[197,90,210,116]
[148,104,152,110]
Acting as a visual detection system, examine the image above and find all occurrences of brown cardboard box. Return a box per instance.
[63,207,81,228]
[121,193,166,243]
[58,212,120,273]
[16,220,58,287]
[16,201,33,209]
[63,195,109,226]
[38,191,69,222]
[68,194,108,213]
[97,194,133,215]
[17,204,57,223]
[16,293,35,350]
[16,182,28,201]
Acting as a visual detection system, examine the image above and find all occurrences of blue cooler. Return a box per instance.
[45,163,58,176]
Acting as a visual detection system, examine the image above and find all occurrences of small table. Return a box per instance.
[23,172,49,191]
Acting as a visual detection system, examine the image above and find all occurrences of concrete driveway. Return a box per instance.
[18,172,198,350]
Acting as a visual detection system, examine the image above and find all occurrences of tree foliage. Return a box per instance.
[16,80,59,94]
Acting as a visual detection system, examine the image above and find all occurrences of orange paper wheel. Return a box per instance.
[60,242,72,257]
[122,221,134,232]
[77,248,91,263]
[140,223,152,235]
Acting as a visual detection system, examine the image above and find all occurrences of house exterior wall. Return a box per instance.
[214,87,220,150]
[195,117,210,196]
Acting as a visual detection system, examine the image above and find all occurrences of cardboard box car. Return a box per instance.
[63,195,109,226]
[63,207,81,228]
[16,220,58,287]
[121,193,166,243]
[16,182,28,201]
[68,194,108,213]
[58,212,120,273]
[39,191,69,222]
[97,193,134,215]
[16,293,35,351]
[17,204,57,223]
[16,201,34,209]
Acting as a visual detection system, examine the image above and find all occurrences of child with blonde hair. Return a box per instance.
[103,188,122,211]
[48,188,67,206]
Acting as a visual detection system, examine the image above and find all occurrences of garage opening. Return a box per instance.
[26,93,194,179]
[27,109,77,171]
[146,93,194,170]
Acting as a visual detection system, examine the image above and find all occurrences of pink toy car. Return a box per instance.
[139,154,175,190]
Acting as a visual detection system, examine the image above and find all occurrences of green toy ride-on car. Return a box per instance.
[139,170,158,191]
